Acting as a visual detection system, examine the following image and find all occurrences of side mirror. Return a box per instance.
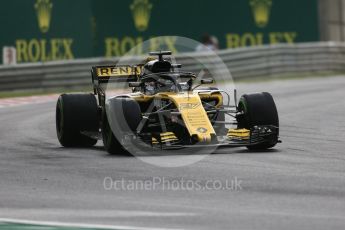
[201,79,214,84]
[129,82,142,87]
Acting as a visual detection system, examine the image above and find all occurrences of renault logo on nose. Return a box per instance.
[197,127,208,133]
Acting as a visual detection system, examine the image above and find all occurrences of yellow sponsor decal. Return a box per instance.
[96,66,142,77]
[227,128,250,140]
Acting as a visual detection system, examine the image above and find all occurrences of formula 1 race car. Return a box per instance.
[56,51,280,154]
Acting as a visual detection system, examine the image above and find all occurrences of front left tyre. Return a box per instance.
[56,94,99,147]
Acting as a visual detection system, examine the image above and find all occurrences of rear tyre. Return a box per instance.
[56,94,99,147]
[237,92,279,150]
[102,98,142,155]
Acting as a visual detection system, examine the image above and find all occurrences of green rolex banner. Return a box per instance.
[0,0,319,64]
[0,0,94,64]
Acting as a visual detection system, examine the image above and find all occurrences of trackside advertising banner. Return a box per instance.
[0,0,319,64]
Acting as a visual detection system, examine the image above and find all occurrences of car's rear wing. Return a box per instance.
[91,65,142,84]
[91,65,143,95]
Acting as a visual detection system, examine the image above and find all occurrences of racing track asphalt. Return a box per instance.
[0,76,344,230]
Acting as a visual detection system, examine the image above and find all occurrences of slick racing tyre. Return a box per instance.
[56,94,99,147]
[102,111,124,155]
[237,92,279,150]
[102,98,142,155]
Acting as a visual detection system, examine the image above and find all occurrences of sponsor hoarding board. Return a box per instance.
[0,0,319,64]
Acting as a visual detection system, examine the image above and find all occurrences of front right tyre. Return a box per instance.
[237,92,279,150]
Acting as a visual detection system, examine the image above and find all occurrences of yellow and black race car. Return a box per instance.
[56,51,280,154]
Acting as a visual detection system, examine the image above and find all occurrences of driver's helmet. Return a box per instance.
[145,82,156,95]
